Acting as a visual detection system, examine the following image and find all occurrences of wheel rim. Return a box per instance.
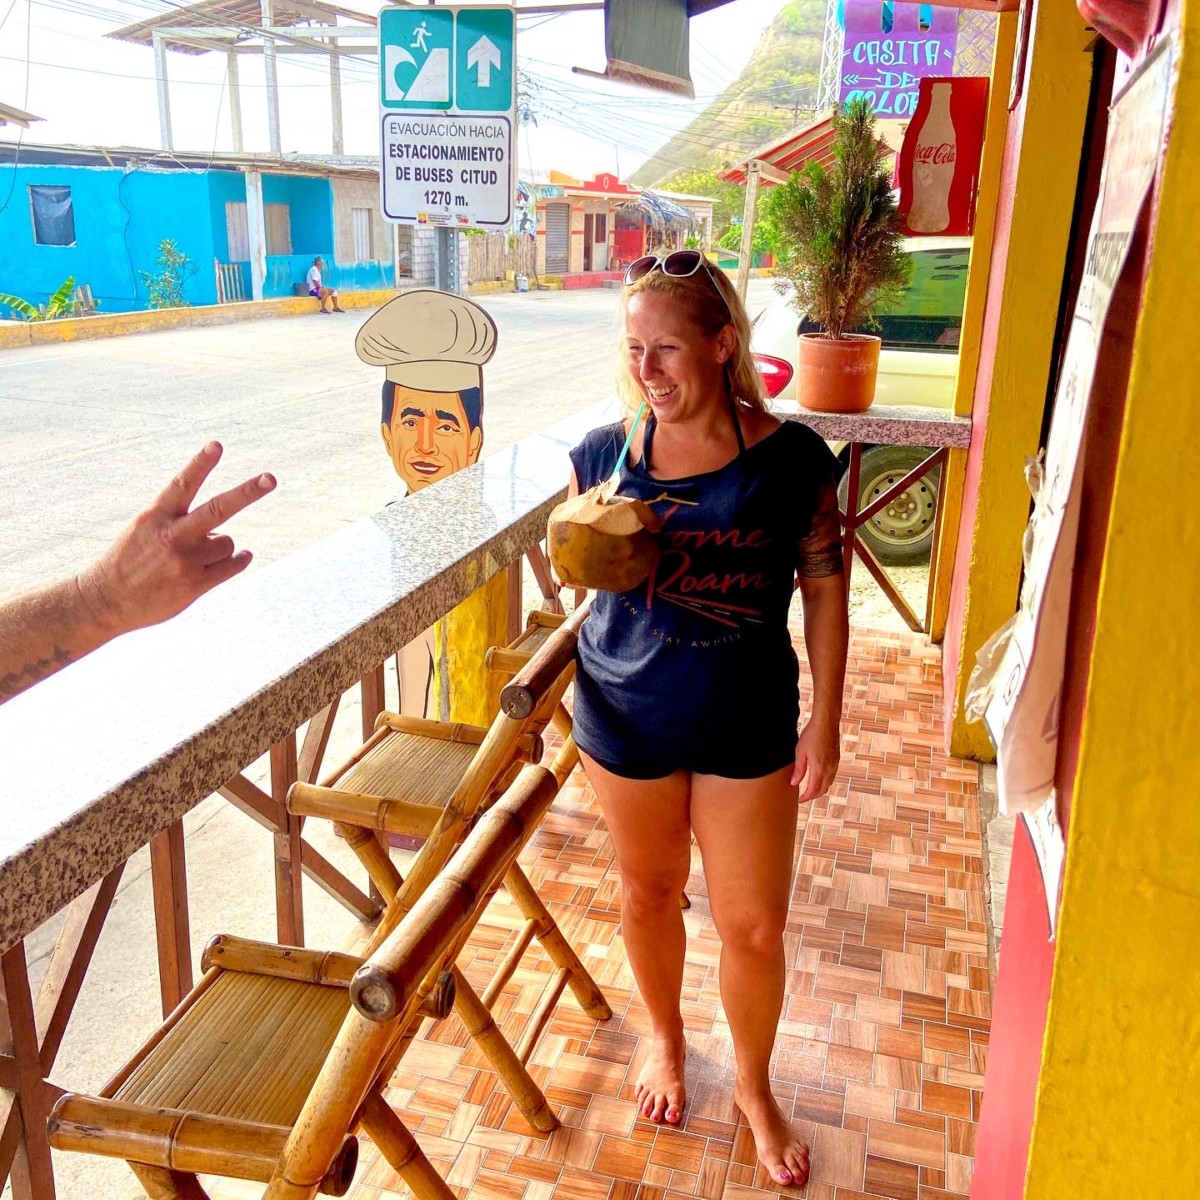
[859,469,937,549]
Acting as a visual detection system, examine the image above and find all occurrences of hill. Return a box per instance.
[629,0,827,189]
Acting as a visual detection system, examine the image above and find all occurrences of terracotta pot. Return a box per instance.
[795,332,881,413]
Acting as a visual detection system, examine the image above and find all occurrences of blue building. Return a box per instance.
[0,144,414,314]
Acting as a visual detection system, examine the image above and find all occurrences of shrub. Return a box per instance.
[140,239,197,309]
[763,99,911,340]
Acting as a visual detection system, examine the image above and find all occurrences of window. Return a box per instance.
[225,202,249,261]
[798,247,971,353]
[265,204,292,255]
[594,213,607,241]
[352,207,374,261]
[29,185,76,246]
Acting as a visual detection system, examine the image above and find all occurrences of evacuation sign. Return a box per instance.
[378,4,516,229]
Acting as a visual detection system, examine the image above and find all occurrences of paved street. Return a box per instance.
[0,279,780,601]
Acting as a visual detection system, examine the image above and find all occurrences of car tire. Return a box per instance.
[837,445,942,566]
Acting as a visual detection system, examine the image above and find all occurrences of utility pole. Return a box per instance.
[735,160,759,302]
[770,90,816,125]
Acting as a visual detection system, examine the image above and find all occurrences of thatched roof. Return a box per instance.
[617,189,698,231]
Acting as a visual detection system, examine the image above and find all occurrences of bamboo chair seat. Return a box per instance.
[310,718,540,835]
[112,970,352,1123]
[47,608,595,1200]
[50,946,367,1195]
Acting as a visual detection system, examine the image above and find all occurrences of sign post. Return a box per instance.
[377,4,516,232]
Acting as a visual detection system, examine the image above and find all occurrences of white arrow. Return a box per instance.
[466,35,501,87]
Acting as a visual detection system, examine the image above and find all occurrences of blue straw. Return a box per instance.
[612,400,648,477]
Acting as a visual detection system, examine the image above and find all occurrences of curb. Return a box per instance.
[0,288,398,350]
[467,277,563,294]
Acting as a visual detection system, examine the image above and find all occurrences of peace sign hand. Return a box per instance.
[80,442,276,636]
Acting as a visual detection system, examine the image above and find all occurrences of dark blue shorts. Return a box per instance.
[572,668,798,781]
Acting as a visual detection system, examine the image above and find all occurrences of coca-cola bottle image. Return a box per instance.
[909,82,956,233]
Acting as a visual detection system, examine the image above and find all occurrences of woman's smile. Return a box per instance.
[625,292,726,423]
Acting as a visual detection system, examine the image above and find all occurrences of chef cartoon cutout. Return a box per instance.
[357,290,505,721]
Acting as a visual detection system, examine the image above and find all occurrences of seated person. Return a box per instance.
[307,256,345,314]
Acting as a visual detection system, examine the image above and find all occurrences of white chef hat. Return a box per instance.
[355,288,498,392]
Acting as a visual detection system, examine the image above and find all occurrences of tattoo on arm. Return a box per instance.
[797,482,844,579]
[0,646,74,703]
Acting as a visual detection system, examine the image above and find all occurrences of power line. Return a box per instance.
[0,0,32,214]
[0,50,370,86]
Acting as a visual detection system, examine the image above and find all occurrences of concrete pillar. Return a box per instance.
[261,0,282,153]
[227,49,243,152]
[244,170,267,301]
[329,38,344,157]
[153,32,173,150]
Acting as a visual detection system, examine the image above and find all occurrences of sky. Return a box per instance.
[0,0,793,178]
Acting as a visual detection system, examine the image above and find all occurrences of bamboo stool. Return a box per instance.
[287,603,610,1077]
[484,607,573,745]
[48,739,582,1200]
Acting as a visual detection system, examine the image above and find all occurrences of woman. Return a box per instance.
[566,251,849,1189]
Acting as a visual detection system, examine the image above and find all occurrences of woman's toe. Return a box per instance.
[783,1145,809,1186]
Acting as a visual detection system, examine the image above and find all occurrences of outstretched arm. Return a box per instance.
[0,442,276,704]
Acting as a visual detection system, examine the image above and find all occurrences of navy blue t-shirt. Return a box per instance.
[568,414,839,778]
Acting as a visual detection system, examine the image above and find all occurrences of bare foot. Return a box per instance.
[634,1035,686,1124]
[734,1082,810,1189]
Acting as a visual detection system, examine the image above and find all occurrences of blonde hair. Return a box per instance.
[615,259,766,419]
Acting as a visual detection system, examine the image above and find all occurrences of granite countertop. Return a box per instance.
[0,398,971,954]
[0,406,601,956]
[773,401,973,448]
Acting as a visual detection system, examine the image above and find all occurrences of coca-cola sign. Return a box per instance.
[898,76,989,237]
[914,142,956,167]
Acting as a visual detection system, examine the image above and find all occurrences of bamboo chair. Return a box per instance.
[287,603,610,1069]
[48,739,582,1200]
[46,618,589,1200]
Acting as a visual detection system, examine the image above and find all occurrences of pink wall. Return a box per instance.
[972,821,1055,1196]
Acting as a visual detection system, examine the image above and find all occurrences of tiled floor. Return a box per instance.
[211,625,987,1200]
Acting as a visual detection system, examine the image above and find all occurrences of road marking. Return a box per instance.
[36,434,152,469]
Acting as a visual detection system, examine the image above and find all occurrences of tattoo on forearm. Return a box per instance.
[0,646,74,702]
[798,483,845,579]
[799,549,845,578]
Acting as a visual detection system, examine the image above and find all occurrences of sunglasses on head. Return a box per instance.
[623,251,734,324]
[623,250,710,285]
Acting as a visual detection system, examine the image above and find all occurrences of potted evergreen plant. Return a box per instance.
[764,98,912,413]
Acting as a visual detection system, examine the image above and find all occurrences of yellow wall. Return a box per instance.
[1026,15,1200,1194]
[945,0,1094,758]
[926,10,1018,641]
[432,568,510,725]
